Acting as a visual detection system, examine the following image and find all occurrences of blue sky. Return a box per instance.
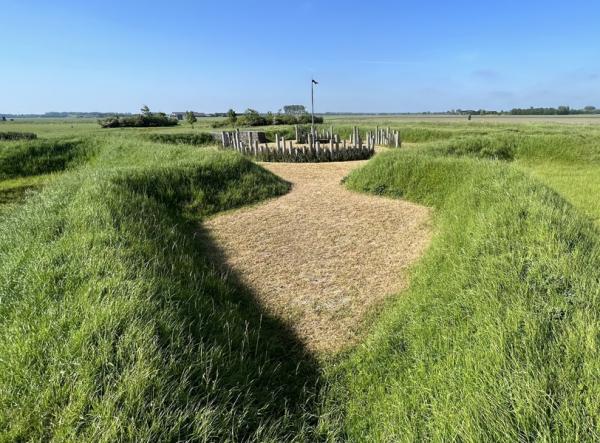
[1,0,599,113]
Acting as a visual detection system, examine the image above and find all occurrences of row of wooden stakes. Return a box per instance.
[219,127,400,162]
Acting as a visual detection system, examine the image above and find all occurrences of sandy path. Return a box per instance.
[201,160,432,353]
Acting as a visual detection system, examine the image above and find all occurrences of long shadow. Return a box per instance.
[110,161,324,439]
[193,222,323,421]
[128,188,323,440]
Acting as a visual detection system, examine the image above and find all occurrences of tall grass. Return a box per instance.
[3,122,600,440]
[0,138,96,179]
[0,141,326,441]
[324,150,600,440]
[0,131,37,141]
[144,132,216,146]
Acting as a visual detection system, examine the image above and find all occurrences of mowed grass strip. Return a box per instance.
[320,149,600,440]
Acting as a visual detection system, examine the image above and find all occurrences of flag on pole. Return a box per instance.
[312,79,319,85]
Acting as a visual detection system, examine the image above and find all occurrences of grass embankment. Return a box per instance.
[144,132,215,146]
[514,133,600,225]
[411,130,600,224]
[326,144,600,440]
[0,140,325,441]
[0,138,97,215]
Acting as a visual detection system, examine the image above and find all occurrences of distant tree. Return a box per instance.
[557,105,570,115]
[242,109,266,126]
[1,116,5,122]
[185,111,197,128]
[584,106,597,113]
[283,105,307,116]
[141,105,151,116]
[227,109,237,126]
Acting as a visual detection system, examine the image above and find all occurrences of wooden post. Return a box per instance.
[295,124,299,142]
[276,134,281,151]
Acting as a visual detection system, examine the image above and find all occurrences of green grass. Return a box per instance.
[523,162,600,225]
[0,138,97,180]
[144,132,216,146]
[0,139,328,441]
[2,118,600,440]
[331,150,600,440]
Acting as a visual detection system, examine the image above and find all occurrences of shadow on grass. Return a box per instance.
[118,166,322,439]
[0,184,39,205]
[190,221,323,437]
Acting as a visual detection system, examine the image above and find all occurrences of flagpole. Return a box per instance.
[311,79,315,138]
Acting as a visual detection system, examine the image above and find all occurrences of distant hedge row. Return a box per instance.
[99,114,178,128]
[146,133,215,146]
[212,110,324,128]
[0,132,37,141]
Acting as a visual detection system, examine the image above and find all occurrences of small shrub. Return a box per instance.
[99,113,178,128]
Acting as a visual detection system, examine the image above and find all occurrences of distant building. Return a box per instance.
[170,112,208,120]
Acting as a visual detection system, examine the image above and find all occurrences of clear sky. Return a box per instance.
[1,0,599,114]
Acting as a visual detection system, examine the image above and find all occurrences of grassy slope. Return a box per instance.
[392,128,600,224]
[3,120,600,440]
[327,136,600,439]
[0,139,326,441]
[514,133,600,225]
[0,137,98,218]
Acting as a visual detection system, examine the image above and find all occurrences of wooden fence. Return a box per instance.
[219,126,401,162]
[220,128,375,162]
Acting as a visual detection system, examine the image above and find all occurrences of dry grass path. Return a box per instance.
[201,160,432,353]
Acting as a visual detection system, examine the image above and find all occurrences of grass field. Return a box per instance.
[1,117,600,440]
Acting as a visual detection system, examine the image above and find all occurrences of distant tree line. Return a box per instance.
[2,112,134,119]
[98,106,178,128]
[446,106,600,116]
[508,106,599,115]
